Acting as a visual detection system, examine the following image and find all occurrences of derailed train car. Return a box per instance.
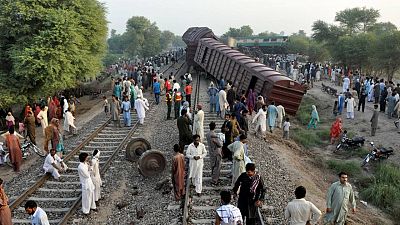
[183,27,305,115]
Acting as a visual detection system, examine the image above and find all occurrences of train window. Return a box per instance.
[271,38,277,42]
[201,47,208,63]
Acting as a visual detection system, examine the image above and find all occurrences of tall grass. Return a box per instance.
[360,163,400,220]
[327,160,362,176]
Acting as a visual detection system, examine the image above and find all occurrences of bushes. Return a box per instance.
[327,160,362,176]
[360,163,400,220]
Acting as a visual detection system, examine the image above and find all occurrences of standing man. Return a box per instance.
[37,106,49,136]
[0,178,12,225]
[24,111,36,145]
[276,104,286,128]
[342,75,350,93]
[215,191,243,225]
[370,104,379,136]
[153,78,161,104]
[121,96,132,127]
[228,134,247,186]
[5,127,22,172]
[165,91,173,120]
[207,82,219,113]
[232,163,265,225]
[345,95,355,120]
[91,150,102,204]
[171,144,185,201]
[218,87,228,119]
[24,200,50,225]
[253,105,267,139]
[358,84,367,112]
[110,95,121,128]
[267,101,278,133]
[43,148,68,180]
[134,96,149,125]
[177,109,192,150]
[186,134,207,197]
[206,122,223,185]
[184,81,192,107]
[324,172,356,225]
[237,109,249,136]
[227,86,236,113]
[173,89,183,119]
[78,153,97,215]
[193,104,205,142]
[284,186,321,225]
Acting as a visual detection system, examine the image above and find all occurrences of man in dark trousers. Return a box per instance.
[232,163,265,225]
[177,109,192,150]
[226,86,236,113]
[221,113,233,161]
[358,84,367,112]
[370,104,379,136]
[165,91,173,120]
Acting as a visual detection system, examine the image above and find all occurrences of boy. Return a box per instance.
[283,117,290,140]
[103,96,109,116]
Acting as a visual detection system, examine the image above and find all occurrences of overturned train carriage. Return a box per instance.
[182,27,305,115]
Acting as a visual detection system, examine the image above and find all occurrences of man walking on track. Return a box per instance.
[185,81,192,107]
[78,153,97,215]
[193,104,205,141]
[233,163,265,225]
[186,135,207,197]
[172,144,185,201]
[134,95,149,125]
[206,122,223,185]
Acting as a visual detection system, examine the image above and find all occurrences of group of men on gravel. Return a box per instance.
[170,75,358,225]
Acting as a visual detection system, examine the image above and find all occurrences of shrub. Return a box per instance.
[327,160,362,176]
[360,163,400,216]
[292,128,323,148]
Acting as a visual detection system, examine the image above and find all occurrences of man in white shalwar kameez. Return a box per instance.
[186,135,207,196]
[218,88,228,119]
[90,150,102,202]
[134,96,149,124]
[43,148,68,180]
[342,75,350,93]
[276,105,286,128]
[78,153,96,215]
[63,109,76,135]
[193,104,205,141]
[345,95,355,119]
[252,105,267,138]
[228,134,247,186]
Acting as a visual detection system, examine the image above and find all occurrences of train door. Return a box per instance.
[248,76,258,91]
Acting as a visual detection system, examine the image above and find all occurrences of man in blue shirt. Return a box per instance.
[25,200,50,225]
[153,78,161,104]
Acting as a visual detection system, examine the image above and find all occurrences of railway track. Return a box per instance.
[8,59,186,225]
[182,73,265,224]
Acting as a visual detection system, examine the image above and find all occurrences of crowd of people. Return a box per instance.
[168,72,360,224]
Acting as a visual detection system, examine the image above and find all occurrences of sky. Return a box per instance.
[100,0,400,37]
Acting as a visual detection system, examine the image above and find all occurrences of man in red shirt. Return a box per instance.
[164,78,171,93]
[185,81,192,107]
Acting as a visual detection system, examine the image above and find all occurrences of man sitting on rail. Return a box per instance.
[43,148,68,180]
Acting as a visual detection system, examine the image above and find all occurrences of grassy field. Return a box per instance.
[294,95,400,221]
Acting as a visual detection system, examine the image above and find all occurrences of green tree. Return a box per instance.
[287,35,310,54]
[359,7,380,32]
[0,0,107,107]
[160,30,175,50]
[172,35,186,47]
[222,25,254,38]
[258,31,279,37]
[307,41,329,63]
[335,8,363,35]
[369,22,397,34]
[373,31,400,81]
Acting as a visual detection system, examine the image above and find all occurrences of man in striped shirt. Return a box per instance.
[215,190,243,225]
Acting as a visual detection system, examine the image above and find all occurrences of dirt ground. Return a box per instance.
[268,79,398,224]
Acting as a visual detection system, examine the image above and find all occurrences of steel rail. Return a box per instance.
[182,72,201,225]
[9,56,185,224]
